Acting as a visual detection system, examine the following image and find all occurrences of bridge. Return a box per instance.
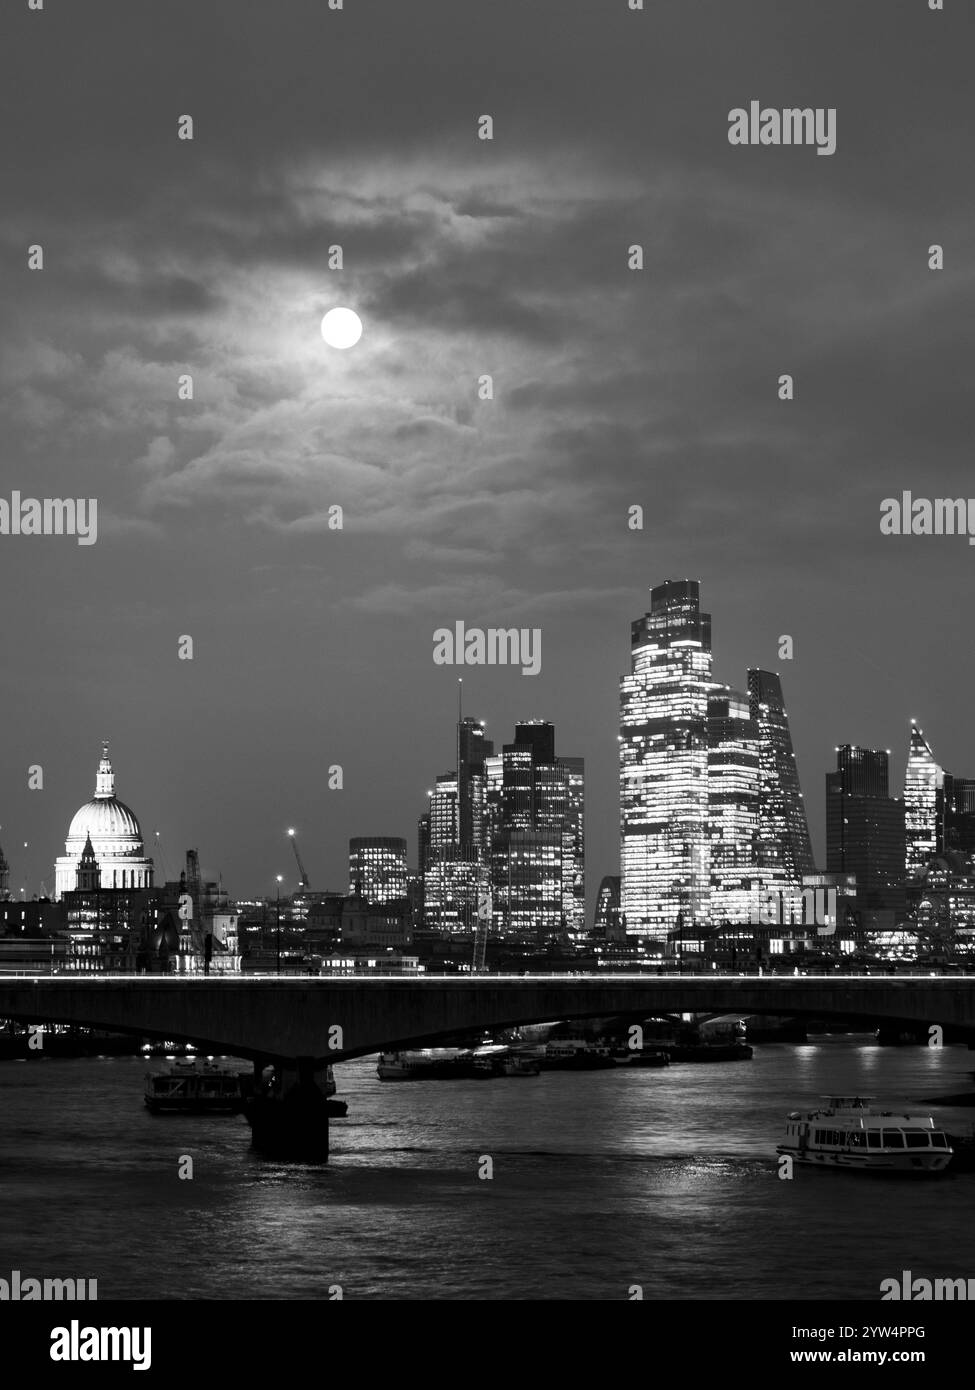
[2,974,971,1160]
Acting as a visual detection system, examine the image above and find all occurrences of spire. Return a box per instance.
[94,740,115,799]
[76,832,101,891]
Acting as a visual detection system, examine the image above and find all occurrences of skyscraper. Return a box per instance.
[456,716,494,850]
[349,837,408,903]
[904,723,944,877]
[707,687,760,924]
[944,775,975,856]
[826,746,906,929]
[620,579,712,937]
[560,756,586,937]
[422,773,478,932]
[0,840,9,901]
[485,721,584,941]
[747,669,815,884]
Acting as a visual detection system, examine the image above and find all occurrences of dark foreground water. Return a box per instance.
[1,1036,974,1300]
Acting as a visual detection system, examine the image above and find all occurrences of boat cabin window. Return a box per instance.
[882,1130,906,1148]
[904,1131,930,1148]
[848,1132,865,1148]
[931,1132,948,1148]
[866,1131,882,1148]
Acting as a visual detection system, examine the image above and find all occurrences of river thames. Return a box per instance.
[2,1036,974,1301]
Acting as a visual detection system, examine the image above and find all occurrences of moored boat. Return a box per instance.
[144,1059,243,1114]
[377,1048,482,1080]
[776,1096,953,1174]
[501,1052,541,1077]
[607,1046,671,1067]
[541,1039,616,1071]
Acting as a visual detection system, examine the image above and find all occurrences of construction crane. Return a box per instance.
[287,828,310,891]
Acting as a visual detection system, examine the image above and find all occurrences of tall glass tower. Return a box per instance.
[707,687,761,924]
[904,722,944,878]
[747,669,815,885]
[620,579,712,938]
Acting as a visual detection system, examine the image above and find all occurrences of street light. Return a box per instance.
[276,875,283,976]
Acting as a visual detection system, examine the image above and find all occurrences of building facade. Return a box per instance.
[747,668,815,887]
[349,836,408,903]
[904,723,944,878]
[826,746,906,930]
[620,580,712,937]
[707,688,761,925]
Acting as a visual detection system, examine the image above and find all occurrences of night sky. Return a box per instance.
[1,0,973,908]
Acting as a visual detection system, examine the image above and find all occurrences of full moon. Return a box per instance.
[321,307,363,349]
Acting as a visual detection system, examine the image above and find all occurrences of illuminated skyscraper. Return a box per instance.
[486,722,584,941]
[348,837,408,903]
[560,756,586,937]
[707,688,760,924]
[422,773,479,932]
[620,579,712,937]
[747,669,815,884]
[826,746,905,929]
[904,723,944,877]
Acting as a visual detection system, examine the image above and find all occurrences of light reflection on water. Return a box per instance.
[0,1037,973,1300]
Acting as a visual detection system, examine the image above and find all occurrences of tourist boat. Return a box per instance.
[144,1059,243,1114]
[776,1096,953,1174]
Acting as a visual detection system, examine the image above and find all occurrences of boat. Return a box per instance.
[501,1052,541,1077]
[541,1039,616,1071]
[376,1046,540,1080]
[776,1096,953,1174]
[144,1059,243,1114]
[377,1049,483,1080]
[607,1046,670,1068]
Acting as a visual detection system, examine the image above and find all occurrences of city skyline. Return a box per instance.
[1,589,969,918]
[2,0,973,918]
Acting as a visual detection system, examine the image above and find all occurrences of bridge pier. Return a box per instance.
[241,1055,330,1162]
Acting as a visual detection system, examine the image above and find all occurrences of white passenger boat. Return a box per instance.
[776,1096,952,1174]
